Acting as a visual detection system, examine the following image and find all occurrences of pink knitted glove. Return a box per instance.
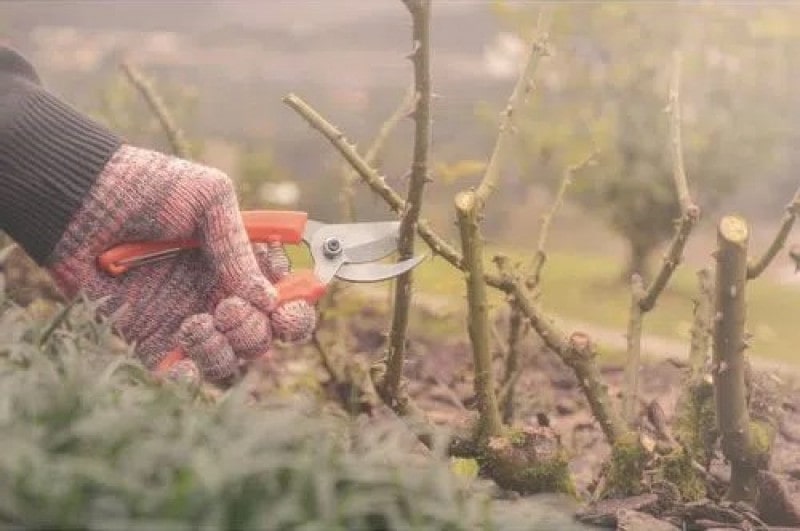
[47,145,316,382]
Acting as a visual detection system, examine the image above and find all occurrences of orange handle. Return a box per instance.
[155,270,327,377]
[98,210,308,276]
[240,210,308,244]
[274,270,328,305]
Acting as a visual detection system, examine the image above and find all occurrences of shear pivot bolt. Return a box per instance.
[323,237,342,258]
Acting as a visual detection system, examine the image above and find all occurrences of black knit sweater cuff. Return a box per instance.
[1,82,122,265]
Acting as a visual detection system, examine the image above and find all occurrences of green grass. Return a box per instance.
[537,251,800,366]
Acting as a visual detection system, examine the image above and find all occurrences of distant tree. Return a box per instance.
[494,2,800,280]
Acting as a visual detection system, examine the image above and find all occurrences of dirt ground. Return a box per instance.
[263,288,800,529]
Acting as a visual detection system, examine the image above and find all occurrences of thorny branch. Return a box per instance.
[499,305,524,424]
[340,82,416,222]
[382,0,432,409]
[623,51,700,422]
[622,274,646,425]
[283,93,627,445]
[311,332,343,385]
[667,52,692,214]
[316,84,419,416]
[688,268,713,380]
[120,61,191,159]
[451,7,553,440]
[529,151,597,288]
[496,149,595,425]
[455,191,504,441]
[474,9,552,210]
[638,51,699,313]
[747,185,800,279]
[506,276,628,443]
[282,93,495,285]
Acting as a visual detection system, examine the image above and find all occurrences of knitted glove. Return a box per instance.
[47,145,317,382]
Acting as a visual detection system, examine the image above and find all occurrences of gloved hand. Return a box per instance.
[46,145,317,383]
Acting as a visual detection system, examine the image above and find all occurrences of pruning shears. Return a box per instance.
[97,210,425,375]
[98,210,425,305]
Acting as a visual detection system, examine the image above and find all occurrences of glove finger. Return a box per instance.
[253,242,291,284]
[233,273,277,315]
[190,171,277,307]
[271,299,317,343]
[214,295,271,361]
[178,313,238,382]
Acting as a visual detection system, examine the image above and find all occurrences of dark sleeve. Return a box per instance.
[0,46,122,265]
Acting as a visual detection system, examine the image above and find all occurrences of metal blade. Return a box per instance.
[334,254,426,283]
[303,220,400,249]
[342,233,398,263]
[314,255,345,285]
[336,221,400,247]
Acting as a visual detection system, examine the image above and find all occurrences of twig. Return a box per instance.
[791,244,800,272]
[311,331,342,384]
[38,297,78,346]
[747,185,800,279]
[622,51,700,420]
[340,81,416,222]
[688,268,713,381]
[284,92,625,445]
[489,317,509,361]
[282,93,505,286]
[493,255,526,424]
[638,51,699,312]
[623,274,646,425]
[455,191,504,441]
[649,401,725,496]
[507,276,628,444]
[667,51,692,214]
[451,9,551,439]
[638,208,699,313]
[500,306,524,424]
[646,399,677,445]
[119,61,191,159]
[381,0,433,408]
[474,9,552,209]
[529,151,597,287]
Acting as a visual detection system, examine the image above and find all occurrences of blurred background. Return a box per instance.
[5,1,800,361]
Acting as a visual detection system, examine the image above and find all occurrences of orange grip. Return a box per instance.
[155,348,187,376]
[98,210,308,276]
[274,270,328,305]
[241,210,307,244]
[99,239,198,276]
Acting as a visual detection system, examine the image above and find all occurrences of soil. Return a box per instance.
[265,286,800,530]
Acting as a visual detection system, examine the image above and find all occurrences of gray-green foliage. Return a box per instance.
[0,294,589,530]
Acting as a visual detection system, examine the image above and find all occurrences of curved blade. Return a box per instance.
[334,254,426,283]
[314,255,346,285]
